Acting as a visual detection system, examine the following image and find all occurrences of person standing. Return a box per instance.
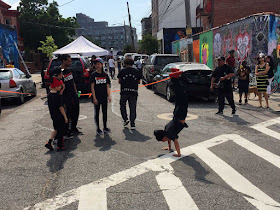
[117,58,141,130]
[60,54,81,135]
[211,57,236,115]
[236,61,251,104]
[265,55,275,95]
[255,54,270,108]
[91,58,111,135]
[108,56,116,79]
[117,57,122,74]
[90,55,97,74]
[135,57,142,71]
[226,50,236,90]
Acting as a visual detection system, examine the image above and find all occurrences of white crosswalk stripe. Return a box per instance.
[24,118,280,210]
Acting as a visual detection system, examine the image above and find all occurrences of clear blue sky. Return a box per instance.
[6,0,151,39]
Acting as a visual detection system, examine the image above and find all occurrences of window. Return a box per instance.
[0,70,12,79]
[17,69,27,79]
[13,69,20,78]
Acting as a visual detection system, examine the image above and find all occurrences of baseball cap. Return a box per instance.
[50,77,63,88]
[93,58,103,64]
[217,56,225,61]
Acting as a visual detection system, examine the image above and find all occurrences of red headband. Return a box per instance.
[50,77,63,88]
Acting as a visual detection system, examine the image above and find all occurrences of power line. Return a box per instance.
[59,0,75,7]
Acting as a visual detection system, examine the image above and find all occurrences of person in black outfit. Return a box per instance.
[117,58,141,130]
[236,60,251,104]
[60,54,81,135]
[154,69,189,157]
[45,76,68,151]
[265,55,275,95]
[91,58,111,135]
[211,56,236,115]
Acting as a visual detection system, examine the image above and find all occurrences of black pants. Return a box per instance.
[94,100,108,129]
[171,78,188,120]
[65,95,80,130]
[53,119,65,147]
[120,94,137,126]
[218,89,236,112]
[109,67,115,78]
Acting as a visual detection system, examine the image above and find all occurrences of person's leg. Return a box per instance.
[258,93,263,107]
[50,130,57,140]
[128,95,137,127]
[101,101,108,129]
[120,94,128,122]
[94,103,101,130]
[264,93,269,108]
[225,91,236,111]
[267,77,273,95]
[71,96,80,131]
[56,119,65,148]
[112,67,115,78]
[218,91,225,112]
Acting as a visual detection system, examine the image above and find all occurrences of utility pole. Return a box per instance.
[124,20,127,44]
[184,0,193,62]
[127,2,135,51]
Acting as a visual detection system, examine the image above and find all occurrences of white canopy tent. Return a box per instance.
[53,36,109,56]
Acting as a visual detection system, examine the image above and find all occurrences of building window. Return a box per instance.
[5,18,11,25]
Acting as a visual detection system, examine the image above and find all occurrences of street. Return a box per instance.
[1,79,280,210]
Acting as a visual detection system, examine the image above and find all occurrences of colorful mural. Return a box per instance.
[0,25,19,68]
[172,41,180,55]
[199,31,213,69]
[163,28,186,54]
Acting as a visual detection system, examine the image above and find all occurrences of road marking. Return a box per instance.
[24,132,280,209]
[78,115,87,121]
[191,146,280,209]
[157,113,198,121]
[156,172,199,210]
[78,186,107,210]
[251,117,280,140]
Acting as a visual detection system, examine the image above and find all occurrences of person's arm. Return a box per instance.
[210,77,216,91]
[107,84,111,103]
[173,139,181,157]
[91,83,98,105]
[73,82,78,95]
[220,73,234,81]
[59,106,68,123]
[59,83,65,95]
[262,63,270,75]
[255,65,260,76]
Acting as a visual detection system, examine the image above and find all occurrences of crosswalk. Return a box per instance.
[24,117,280,210]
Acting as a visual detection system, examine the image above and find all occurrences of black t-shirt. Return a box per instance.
[164,119,185,141]
[90,71,110,101]
[47,92,64,121]
[268,62,274,78]
[117,67,141,95]
[212,64,234,90]
[62,67,76,98]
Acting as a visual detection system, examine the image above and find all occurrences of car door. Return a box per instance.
[16,69,32,92]
[157,65,171,94]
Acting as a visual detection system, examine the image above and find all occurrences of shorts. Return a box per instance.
[165,119,185,141]
[53,118,65,131]
[238,80,249,94]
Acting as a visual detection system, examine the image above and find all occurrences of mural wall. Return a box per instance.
[268,15,280,75]
[0,25,19,68]
[199,31,213,69]
[163,28,186,54]
[213,15,269,68]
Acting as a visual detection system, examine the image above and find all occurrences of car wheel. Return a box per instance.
[166,86,175,102]
[146,76,152,89]
[32,83,37,97]
[17,89,25,105]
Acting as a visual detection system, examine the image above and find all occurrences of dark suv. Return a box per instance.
[142,54,181,88]
[44,55,91,93]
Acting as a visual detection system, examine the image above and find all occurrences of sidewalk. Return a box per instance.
[233,91,280,112]
[31,73,42,85]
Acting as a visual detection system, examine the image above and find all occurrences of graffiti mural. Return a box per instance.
[199,31,213,69]
[163,28,186,54]
[213,32,222,58]
[0,25,19,68]
[236,29,251,62]
[172,41,180,55]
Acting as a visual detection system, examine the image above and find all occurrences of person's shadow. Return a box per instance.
[222,114,249,125]
[123,128,151,142]
[46,136,81,173]
[94,133,116,151]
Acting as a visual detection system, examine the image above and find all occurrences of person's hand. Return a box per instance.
[64,117,68,124]
[108,96,112,103]
[220,77,225,81]
[93,98,98,105]
[210,85,214,91]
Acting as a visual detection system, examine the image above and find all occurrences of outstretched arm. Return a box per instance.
[173,139,181,157]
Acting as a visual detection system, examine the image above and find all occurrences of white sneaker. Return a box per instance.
[131,126,136,130]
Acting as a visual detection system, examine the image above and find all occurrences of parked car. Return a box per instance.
[44,55,91,93]
[153,62,216,102]
[132,54,149,64]
[0,68,37,104]
[142,54,181,88]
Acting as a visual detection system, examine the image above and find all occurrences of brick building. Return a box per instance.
[196,0,280,31]
[141,15,152,37]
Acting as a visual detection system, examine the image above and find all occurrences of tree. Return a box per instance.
[37,36,58,59]
[123,44,134,53]
[138,34,159,55]
[18,0,77,52]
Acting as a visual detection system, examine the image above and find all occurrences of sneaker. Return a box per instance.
[232,109,237,115]
[215,111,223,115]
[45,142,54,151]
[245,99,248,104]
[97,129,103,135]
[71,128,82,135]
[184,123,189,128]
[103,127,111,133]
[239,99,242,105]
[131,126,136,130]
[123,120,129,127]
[57,146,66,151]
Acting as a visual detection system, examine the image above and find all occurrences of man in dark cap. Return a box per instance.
[211,56,236,115]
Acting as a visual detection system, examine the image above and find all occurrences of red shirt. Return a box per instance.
[226,56,235,68]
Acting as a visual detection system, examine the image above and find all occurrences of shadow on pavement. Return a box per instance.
[222,114,249,125]
[122,128,151,142]
[46,136,81,173]
[180,156,214,184]
[94,133,116,151]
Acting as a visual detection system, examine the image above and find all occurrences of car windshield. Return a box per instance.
[134,56,141,61]
[156,56,181,65]
[0,70,11,79]
[178,64,211,71]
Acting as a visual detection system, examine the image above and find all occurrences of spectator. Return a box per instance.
[108,56,116,79]
[265,55,275,95]
[236,61,251,105]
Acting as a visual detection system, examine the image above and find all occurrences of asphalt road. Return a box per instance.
[1,79,280,210]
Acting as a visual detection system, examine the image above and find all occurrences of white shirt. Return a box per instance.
[136,60,142,69]
[108,59,115,68]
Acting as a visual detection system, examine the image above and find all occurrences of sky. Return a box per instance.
[5,0,151,39]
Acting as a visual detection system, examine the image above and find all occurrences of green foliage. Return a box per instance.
[123,44,134,53]
[138,34,158,55]
[18,0,77,52]
[37,36,58,59]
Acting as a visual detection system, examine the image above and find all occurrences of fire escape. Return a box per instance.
[196,0,213,33]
